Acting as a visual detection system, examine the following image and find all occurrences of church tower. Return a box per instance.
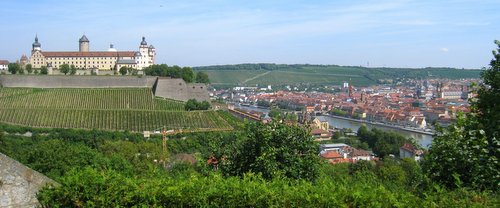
[32,35,41,54]
[79,35,89,52]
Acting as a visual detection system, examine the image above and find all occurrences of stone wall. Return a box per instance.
[154,77,210,102]
[0,152,58,208]
[0,75,156,88]
[0,75,209,102]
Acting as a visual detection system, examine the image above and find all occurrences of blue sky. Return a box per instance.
[1,0,499,68]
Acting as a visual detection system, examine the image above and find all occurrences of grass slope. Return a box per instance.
[0,88,232,132]
[195,64,482,87]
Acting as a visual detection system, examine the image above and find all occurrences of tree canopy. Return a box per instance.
[8,63,20,74]
[59,64,70,75]
[184,99,210,111]
[144,64,198,83]
[40,66,48,75]
[221,121,320,180]
[423,40,500,191]
[195,71,210,83]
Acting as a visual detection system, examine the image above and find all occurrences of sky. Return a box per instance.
[0,0,499,68]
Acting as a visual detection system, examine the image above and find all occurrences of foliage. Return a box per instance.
[119,66,128,75]
[37,166,499,207]
[221,122,320,181]
[357,125,411,157]
[8,63,20,74]
[0,123,498,207]
[185,99,210,111]
[40,66,48,75]
[127,67,138,76]
[284,112,298,123]
[256,99,271,107]
[25,139,133,179]
[476,40,500,155]
[330,108,348,117]
[26,64,33,74]
[69,65,77,75]
[423,41,500,192]
[143,64,196,83]
[59,64,70,75]
[195,71,210,83]
[267,108,281,119]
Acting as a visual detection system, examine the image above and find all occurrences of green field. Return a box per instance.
[0,88,232,132]
[195,64,482,87]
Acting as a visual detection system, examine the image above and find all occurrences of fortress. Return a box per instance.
[29,35,156,70]
[0,75,210,102]
[2,35,210,102]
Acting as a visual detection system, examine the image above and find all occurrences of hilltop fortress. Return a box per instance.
[0,75,210,102]
[30,35,156,70]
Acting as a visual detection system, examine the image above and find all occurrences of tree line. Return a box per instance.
[143,64,210,83]
[7,63,48,75]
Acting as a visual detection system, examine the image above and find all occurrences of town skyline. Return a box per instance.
[1,0,499,69]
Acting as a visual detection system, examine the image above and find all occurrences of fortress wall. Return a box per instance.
[0,152,58,207]
[154,78,210,102]
[0,75,157,88]
[187,83,210,102]
[0,75,210,102]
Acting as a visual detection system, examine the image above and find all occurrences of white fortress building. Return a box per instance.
[29,35,156,70]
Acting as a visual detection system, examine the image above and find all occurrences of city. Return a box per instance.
[0,0,498,207]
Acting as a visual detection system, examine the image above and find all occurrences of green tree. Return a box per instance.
[284,113,298,123]
[184,99,210,111]
[127,67,138,76]
[7,63,20,74]
[185,99,198,111]
[195,71,210,83]
[181,67,195,83]
[268,108,281,119]
[70,65,77,75]
[40,66,48,75]
[423,41,500,191]
[25,139,115,179]
[59,64,70,75]
[26,64,33,74]
[222,121,320,180]
[200,101,211,110]
[119,66,128,75]
[476,40,500,147]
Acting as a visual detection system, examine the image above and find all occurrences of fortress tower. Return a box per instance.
[32,35,41,54]
[79,35,89,52]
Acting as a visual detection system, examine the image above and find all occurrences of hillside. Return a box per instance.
[0,88,232,132]
[193,64,482,87]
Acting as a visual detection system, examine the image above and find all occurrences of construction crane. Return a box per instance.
[160,127,181,168]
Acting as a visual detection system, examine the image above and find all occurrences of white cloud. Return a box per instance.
[440,47,449,52]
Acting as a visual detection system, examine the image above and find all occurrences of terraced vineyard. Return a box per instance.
[0,88,233,132]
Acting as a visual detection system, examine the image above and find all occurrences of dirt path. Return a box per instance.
[242,71,271,84]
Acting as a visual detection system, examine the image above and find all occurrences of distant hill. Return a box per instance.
[193,63,482,87]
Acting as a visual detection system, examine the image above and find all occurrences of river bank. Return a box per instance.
[323,114,434,136]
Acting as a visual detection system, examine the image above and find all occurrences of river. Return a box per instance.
[232,103,433,148]
[315,116,433,148]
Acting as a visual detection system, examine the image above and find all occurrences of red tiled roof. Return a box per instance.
[41,51,135,57]
[0,60,9,65]
[321,151,343,159]
[310,128,328,135]
[400,143,421,154]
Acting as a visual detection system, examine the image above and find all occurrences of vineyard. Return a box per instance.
[0,88,233,132]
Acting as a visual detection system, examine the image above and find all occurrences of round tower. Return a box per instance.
[79,35,89,52]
